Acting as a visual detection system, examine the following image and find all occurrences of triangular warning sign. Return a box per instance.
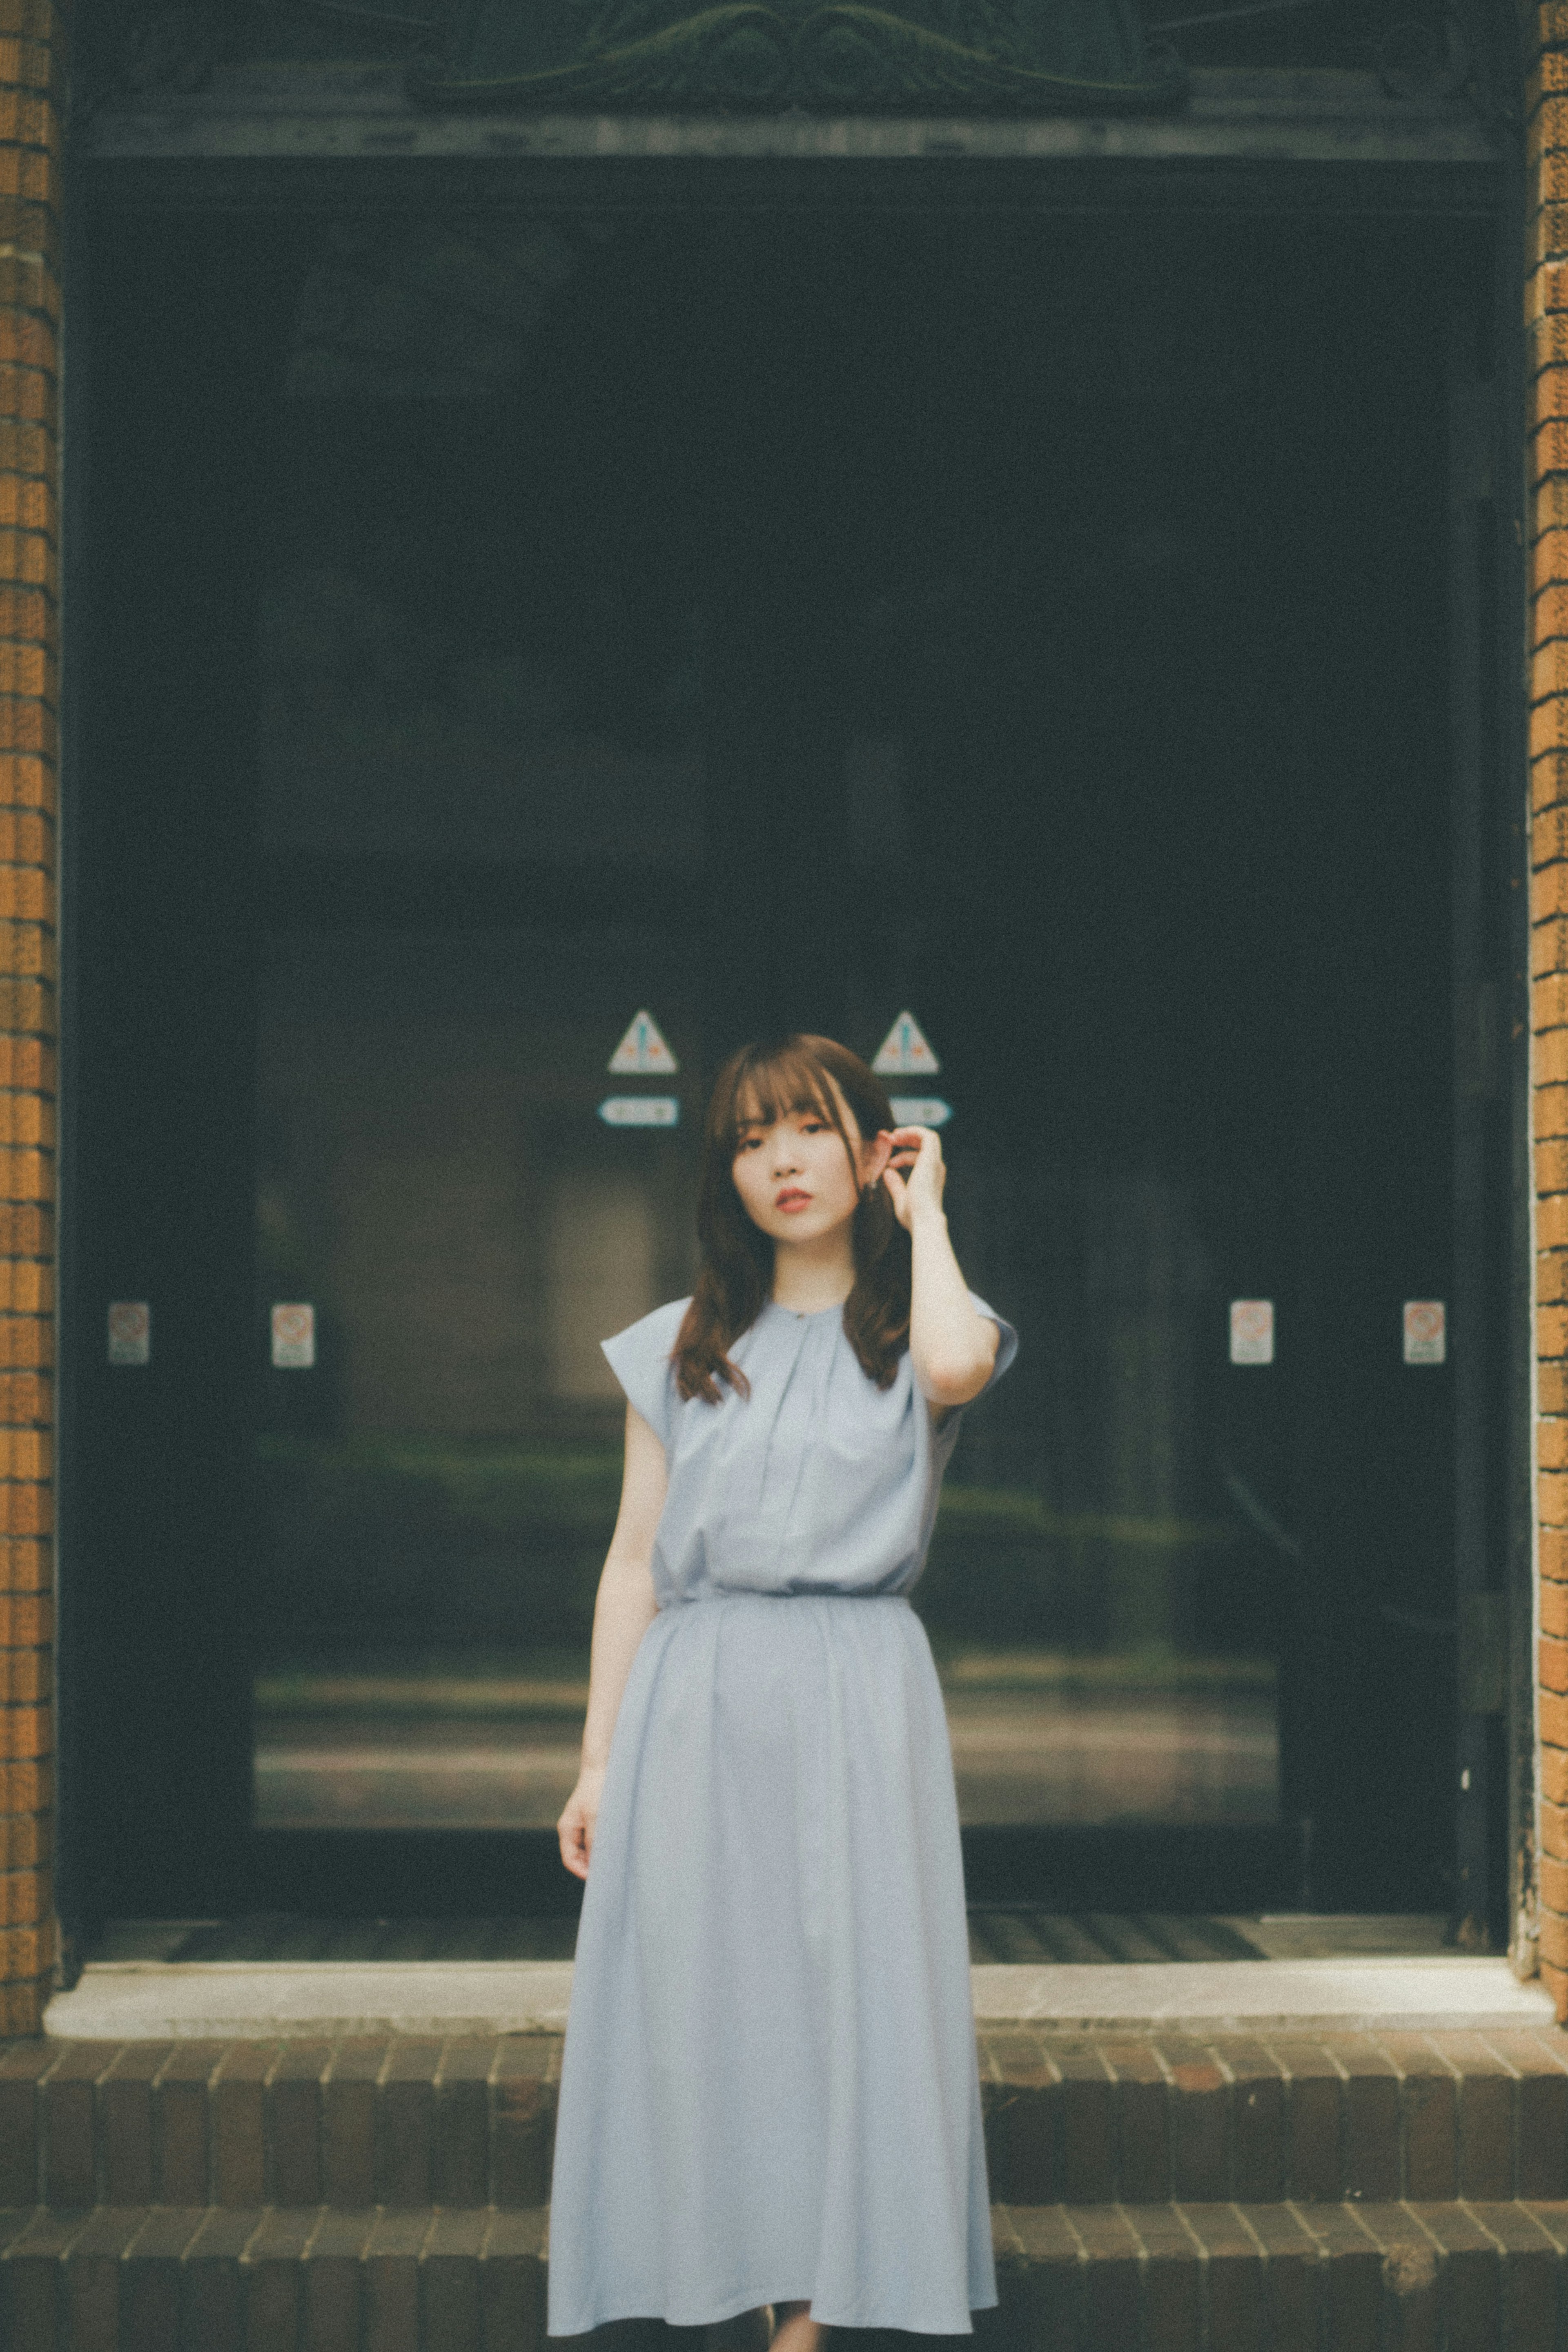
[608,1010,679,1075]
[872,1011,940,1078]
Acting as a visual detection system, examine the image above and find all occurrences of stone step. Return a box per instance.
[9,2027,1568,2212]
[5,2200,1568,2351]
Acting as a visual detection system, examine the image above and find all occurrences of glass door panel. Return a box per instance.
[249,211,1459,1910]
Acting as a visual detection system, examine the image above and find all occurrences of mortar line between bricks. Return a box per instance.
[1202,2040,1238,2088]
[1259,2035,1351,2079]
[987,2202,1021,2262]
[261,2046,329,2088]
[234,2210,277,2264]
[120,2208,203,2264]
[478,2209,507,2261]
[1118,2202,1158,2339]
[118,2212,158,2263]
[1284,2199,1382,2256]
[1116,2200,1146,2256]
[1453,2198,1512,2254]
[1421,2031,1467,2080]
[1168,2202,1207,2259]
[236,2206,337,2263]
[1265,2044,1347,2206]
[1167,2203,1218,2351]
[1476,2022,1542,2079]
[151,2047,221,2089]
[1368,2032,1456,2082]
[1329,2054,1351,2203]
[1475,2036,1532,2196]
[1496,2030,1568,2073]
[1394,2199,1450,2254]
[1223,2202,1270,2263]
[7,2207,95,2260]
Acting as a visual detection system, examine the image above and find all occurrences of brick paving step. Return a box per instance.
[6,2200,1568,2350]
[8,2027,1568,2212]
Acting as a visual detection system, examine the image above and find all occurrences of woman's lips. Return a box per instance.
[775,1189,812,1212]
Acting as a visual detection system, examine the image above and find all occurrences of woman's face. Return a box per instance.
[730,1081,885,1247]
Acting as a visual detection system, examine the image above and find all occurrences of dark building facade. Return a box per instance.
[0,0,1548,2038]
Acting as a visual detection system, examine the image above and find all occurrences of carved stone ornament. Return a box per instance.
[410,0,1187,112]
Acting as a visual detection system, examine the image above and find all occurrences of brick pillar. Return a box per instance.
[0,0,61,2035]
[1533,0,1568,2021]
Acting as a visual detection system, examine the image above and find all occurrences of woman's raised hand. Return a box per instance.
[879,1125,947,1231]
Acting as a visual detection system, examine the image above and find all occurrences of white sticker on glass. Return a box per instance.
[1403,1299,1446,1365]
[599,1096,679,1127]
[271,1302,316,1369]
[107,1301,150,1367]
[872,1012,940,1077]
[888,1097,951,1127]
[608,1012,679,1075]
[1229,1299,1274,1366]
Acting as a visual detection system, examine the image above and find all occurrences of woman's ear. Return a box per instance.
[862,1130,894,1190]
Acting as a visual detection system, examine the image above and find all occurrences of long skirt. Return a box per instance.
[545,1589,995,2338]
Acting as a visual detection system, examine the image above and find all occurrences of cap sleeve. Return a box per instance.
[600,1297,690,1449]
[931,1292,1017,1465]
[967,1291,1018,1398]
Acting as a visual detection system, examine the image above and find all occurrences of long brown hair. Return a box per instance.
[674,1034,913,1403]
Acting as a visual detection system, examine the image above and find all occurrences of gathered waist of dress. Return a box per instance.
[662,1587,913,1610]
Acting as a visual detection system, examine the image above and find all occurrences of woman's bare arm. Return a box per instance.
[557,1402,667,1880]
[908,1201,999,1408]
[882,1124,1000,1409]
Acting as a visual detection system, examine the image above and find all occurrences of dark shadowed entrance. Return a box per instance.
[61,200,1497,1942]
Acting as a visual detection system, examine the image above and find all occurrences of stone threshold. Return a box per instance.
[45,1957,1555,2040]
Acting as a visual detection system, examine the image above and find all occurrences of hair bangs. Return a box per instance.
[726,1044,852,1158]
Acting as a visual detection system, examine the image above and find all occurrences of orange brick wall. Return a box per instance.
[0,0,59,2036]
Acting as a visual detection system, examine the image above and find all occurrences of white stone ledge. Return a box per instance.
[968,1957,1559,2031]
[46,1959,579,2040]
[43,1954,1555,2040]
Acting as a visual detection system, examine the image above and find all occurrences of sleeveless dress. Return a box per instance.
[546,1291,1019,2340]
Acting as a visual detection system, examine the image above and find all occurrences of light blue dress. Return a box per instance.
[546,1290,1019,2340]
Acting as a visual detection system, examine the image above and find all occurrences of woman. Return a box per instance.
[548,1032,1017,2345]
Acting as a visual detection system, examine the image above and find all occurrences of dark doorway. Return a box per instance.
[63,200,1493,1938]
